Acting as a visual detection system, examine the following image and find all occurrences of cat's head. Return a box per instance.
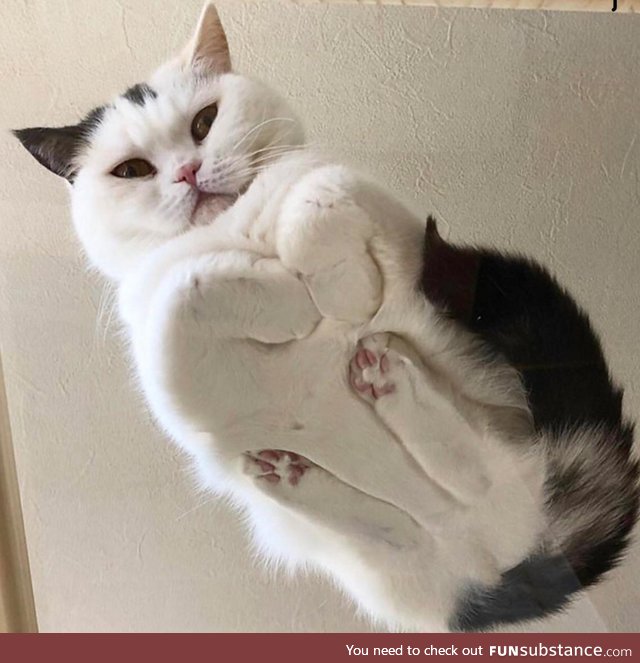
[13,4,304,280]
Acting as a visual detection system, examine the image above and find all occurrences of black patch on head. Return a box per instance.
[13,104,107,182]
[449,553,583,631]
[81,105,107,133]
[122,83,157,106]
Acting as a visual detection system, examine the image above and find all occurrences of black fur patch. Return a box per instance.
[422,217,639,630]
[449,553,583,631]
[13,105,106,182]
[422,216,631,440]
[122,83,157,106]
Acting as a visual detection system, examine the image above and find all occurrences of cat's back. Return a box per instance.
[421,217,639,630]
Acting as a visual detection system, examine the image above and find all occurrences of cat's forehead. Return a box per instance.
[90,66,221,155]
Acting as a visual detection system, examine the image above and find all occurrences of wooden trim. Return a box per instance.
[292,0,637,13]
[0,352,38,633]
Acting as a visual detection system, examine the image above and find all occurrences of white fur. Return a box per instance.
[66,21,548,631]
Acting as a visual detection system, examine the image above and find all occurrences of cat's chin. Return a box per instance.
[190,192,238,227]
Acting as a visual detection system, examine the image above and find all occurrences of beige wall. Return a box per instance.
[1,0,639,632]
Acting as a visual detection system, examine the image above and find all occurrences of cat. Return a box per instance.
[13,3,638,632]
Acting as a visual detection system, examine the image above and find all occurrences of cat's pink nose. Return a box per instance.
[175,160,202,187]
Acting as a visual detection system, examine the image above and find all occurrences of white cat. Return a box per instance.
[14,4,556,631]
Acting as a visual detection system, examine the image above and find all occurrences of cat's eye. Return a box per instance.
[191,103,218,143]
[111,158,155,179]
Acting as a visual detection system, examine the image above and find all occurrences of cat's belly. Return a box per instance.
[147,318,544,559]
[161,319,361,446]
[140,314,438,521]
[129,239,544,561]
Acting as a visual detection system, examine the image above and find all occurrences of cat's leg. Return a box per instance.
[276,165,382,323]
[349,334,492,502]
[242,450,422,549]
[160,249,321,343]
[243,449,507,633]
[241,450,474,632]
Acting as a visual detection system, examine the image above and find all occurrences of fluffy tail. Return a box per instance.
[450,425,639,631]
[543,424,639,588]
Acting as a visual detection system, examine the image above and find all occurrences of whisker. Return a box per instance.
[248,143,307,158]
[94,281,118,347]
[208,145,310,186]
[231,117,297,152]
[175,494,217,521]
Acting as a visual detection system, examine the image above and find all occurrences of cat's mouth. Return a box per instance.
[190,186,247,227]
[194,191,235,215]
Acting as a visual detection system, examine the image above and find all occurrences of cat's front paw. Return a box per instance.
[277,167,382,324]
[244,450,313,487]
[349,334,406,404]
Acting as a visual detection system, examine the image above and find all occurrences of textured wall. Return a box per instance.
[1,0,639,632]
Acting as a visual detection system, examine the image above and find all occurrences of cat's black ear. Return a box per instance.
[13,125,85,182]
[184,3,231,74]
[425,216,444,253]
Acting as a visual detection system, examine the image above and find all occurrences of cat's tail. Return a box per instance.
[542,423,639,590]
[450,424,639,631]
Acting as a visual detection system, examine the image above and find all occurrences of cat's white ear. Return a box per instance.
[184,3,231,74]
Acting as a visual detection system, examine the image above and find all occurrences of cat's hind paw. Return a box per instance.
[244,450,312,487]
[349,333,407,404]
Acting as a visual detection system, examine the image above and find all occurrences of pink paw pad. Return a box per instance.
[246,450,312,486]
[349,340,396,401]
